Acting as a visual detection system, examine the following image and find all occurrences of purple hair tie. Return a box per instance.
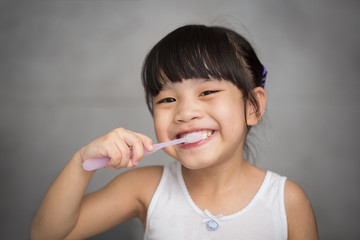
[261,65,267,88]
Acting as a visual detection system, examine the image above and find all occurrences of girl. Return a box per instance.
[31,25,318,239]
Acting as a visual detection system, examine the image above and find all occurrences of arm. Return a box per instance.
[284,179,319,240]
[31,128,154,240]
[31,153,95,240]
[64,165,163,239]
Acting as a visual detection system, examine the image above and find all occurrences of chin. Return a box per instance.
[176,156,217,170]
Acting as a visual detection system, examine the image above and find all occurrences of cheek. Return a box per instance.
[212,98,247,136]
[214,95,244,118]
[153,111,170,141]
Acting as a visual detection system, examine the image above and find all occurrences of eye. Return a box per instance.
[157,97,176,104]
[200,90,219,96]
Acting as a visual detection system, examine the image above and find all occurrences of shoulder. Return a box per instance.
[118,165,164,182]
[111,165,164,200]
[105,166,164,213]
[284,179,319,240]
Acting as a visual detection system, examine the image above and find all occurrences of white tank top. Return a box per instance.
[144,161,288,240]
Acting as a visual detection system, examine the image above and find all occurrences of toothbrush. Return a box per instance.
[83,132,203,171]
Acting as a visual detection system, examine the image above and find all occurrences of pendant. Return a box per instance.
[206,219,219,231]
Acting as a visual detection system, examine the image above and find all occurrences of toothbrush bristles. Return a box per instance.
[184,132,203,143]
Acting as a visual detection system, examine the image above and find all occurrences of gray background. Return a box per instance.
[1,0,359,239]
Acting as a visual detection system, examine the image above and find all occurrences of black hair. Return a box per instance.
[141,24,265,116]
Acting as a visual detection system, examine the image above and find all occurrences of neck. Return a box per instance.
[182,157,252,195]
[179,146,266,216]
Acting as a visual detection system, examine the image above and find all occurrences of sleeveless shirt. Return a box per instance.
[144,161,288,240]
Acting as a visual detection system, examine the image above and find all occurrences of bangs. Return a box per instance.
[158,26,241,84]
[142,25,256,113]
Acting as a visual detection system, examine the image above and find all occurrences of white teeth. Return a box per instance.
[181,130,213,142]
[201,132,208,140]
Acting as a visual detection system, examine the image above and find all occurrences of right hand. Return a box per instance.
[78,128,154,170]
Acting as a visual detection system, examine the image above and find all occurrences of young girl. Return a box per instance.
[31,25,318,239]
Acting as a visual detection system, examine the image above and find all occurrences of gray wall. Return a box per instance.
[1,0,359,239]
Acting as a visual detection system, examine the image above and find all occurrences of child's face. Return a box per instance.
[152,78,248,169]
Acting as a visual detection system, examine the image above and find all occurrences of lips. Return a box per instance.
[176,129,215,144]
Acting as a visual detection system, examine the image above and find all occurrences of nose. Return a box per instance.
[174,99,204,123]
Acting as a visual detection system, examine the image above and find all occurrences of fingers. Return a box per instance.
[132,133,153,165]
[84,128,153,170]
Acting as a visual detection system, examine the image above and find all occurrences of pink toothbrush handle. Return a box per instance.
[83,157,109,171]
[83,140,181,171]
[143,144,162,156]
[83,147,155,171]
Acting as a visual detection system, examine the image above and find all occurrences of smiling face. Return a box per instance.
[153,78,249,169]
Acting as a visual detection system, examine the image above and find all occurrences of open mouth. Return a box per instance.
[177,129,215,143]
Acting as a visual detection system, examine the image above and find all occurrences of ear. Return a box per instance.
[246,87,266,126]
